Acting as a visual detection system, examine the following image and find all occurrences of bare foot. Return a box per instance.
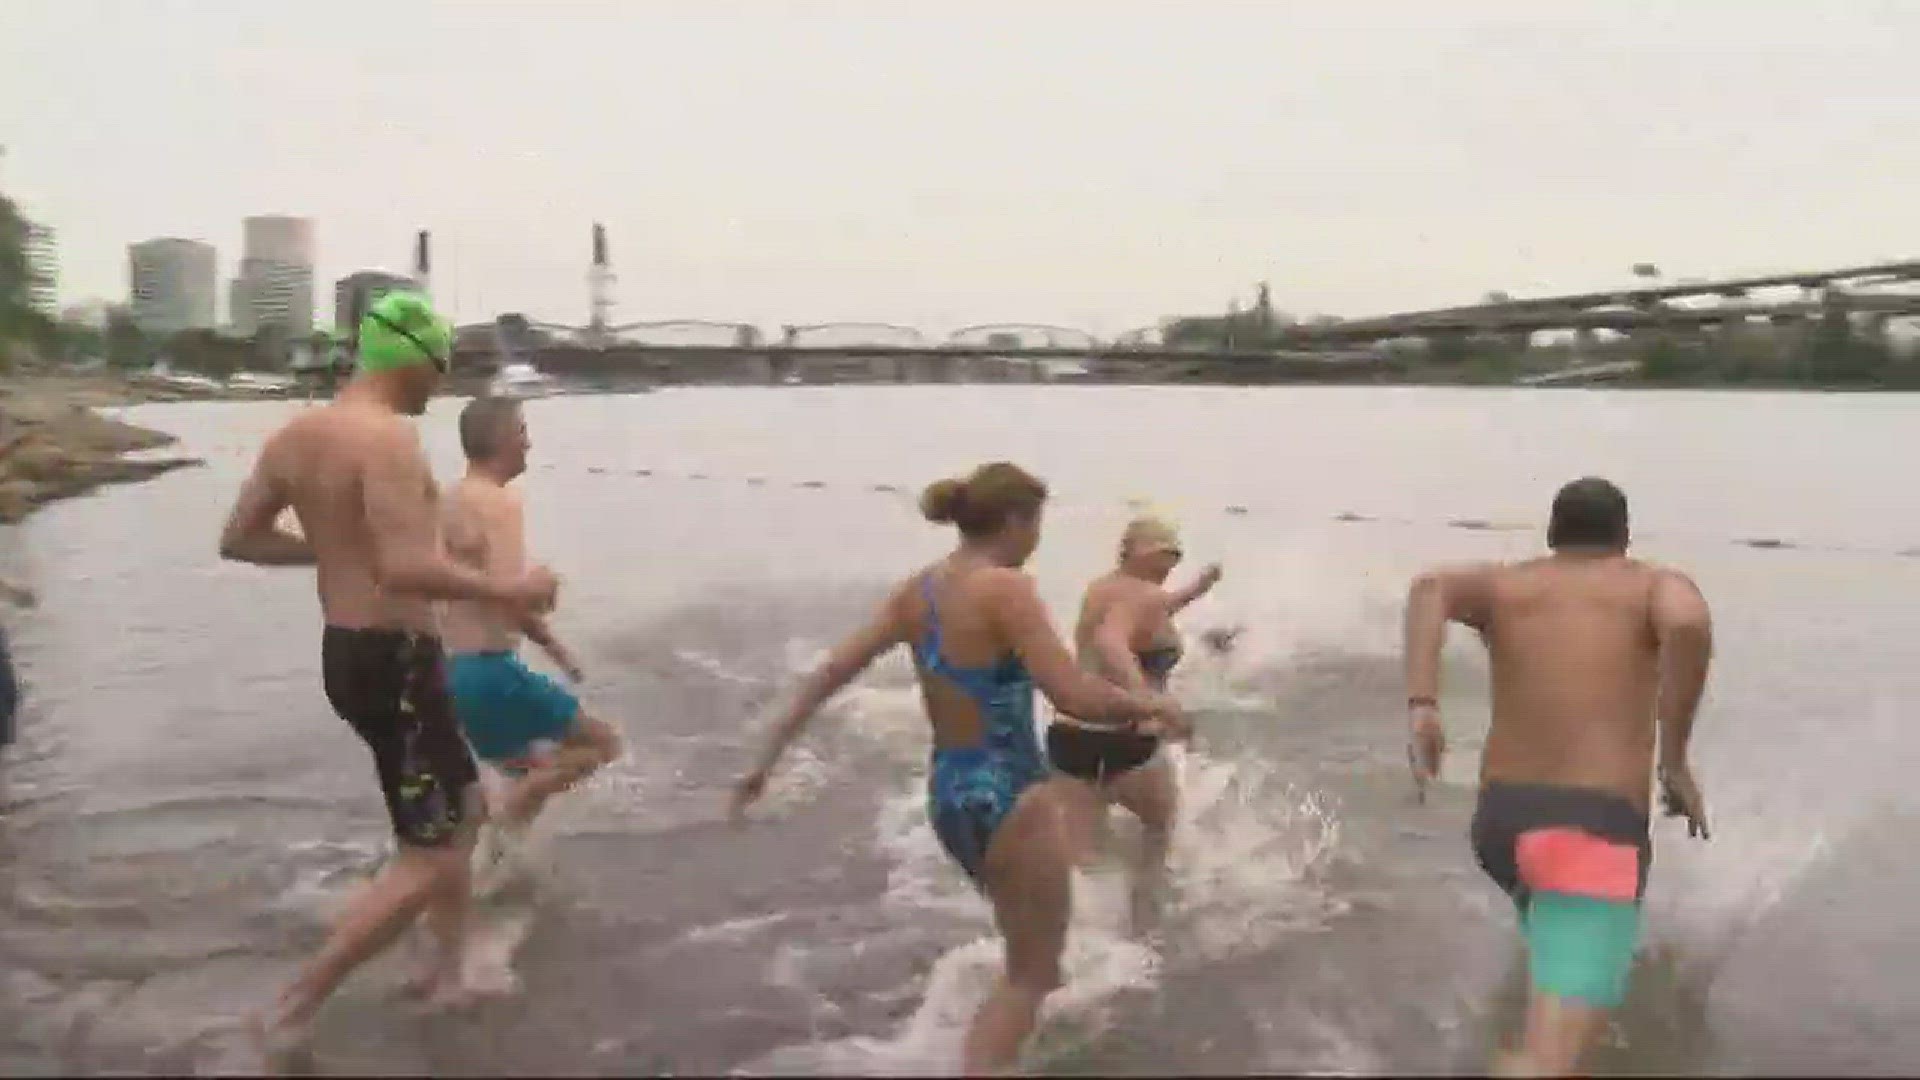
[413,977,488,1015]
[400,963,441,1000]
[397,928,444,1000]
[247,1010,314,1075]
[1491,1049,1541,1077]
[409,960,518,1015]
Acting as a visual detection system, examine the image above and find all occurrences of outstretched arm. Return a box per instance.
[1166,563,1222,613]
[744,591,906,780]
[1651,569,1713,769]
[219,446,314,567]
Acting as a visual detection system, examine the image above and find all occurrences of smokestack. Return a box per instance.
[587,222,615,336]
[414,230,432,296]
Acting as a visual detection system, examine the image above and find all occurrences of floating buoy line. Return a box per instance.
[173,440,1913,559]
[534,463,1920,562]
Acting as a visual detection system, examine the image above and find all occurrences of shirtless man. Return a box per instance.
[217,292,558,1066]
[440,395,622,842]
[1403,476,1713,1077]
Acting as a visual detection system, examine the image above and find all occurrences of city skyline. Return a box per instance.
[6,1,1920,335]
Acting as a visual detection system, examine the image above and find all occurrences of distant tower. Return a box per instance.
[414,230,432,298]
[588,222,615,344]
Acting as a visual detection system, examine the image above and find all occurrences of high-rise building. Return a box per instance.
[227,276,255,334]
[243,214,313,265]
[334,270,417,336]
[230,215,315,337]
[24,224,56,314]
[127,237,218,334]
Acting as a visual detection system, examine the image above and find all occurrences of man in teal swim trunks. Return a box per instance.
[1402,477,1715,1076]
[440,395,623,839]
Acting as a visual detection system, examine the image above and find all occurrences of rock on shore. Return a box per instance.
[0,377,203,522]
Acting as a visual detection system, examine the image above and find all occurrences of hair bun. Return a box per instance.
[919,477,966,523]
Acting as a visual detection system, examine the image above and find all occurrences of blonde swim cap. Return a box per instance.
[1122,514,1183,557]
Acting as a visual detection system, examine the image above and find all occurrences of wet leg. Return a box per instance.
[498,713,622,828]
[1108,756,1177,937]
[255,838,469,1070]
[405,783,487,1009]
[965,779,1079,1074]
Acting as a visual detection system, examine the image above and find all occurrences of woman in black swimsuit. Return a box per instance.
[1046,514,1222,934]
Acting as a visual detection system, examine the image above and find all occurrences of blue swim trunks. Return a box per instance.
[446,651,580,770]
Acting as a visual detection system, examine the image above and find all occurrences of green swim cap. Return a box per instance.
[358,291,452,373]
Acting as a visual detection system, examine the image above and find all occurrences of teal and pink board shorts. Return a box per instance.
[1471,782,1652,1009]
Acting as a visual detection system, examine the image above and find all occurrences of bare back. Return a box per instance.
[905,561,1020,751]
[438,478,525,653]
[1480,556,1664,810]
[251,402,438,632]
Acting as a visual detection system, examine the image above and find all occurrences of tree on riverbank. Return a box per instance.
[0,191,56,366]
[1628,317,1920,389]
[1166,292,1920,389]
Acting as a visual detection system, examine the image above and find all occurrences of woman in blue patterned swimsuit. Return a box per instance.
[731,462,1181,1074]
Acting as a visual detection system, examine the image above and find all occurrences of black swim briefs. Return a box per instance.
[321,627,479,848]
[1046,721,1161,782]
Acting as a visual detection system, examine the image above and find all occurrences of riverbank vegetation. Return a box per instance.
[1164,305,1920,390]
[0,191,201,521]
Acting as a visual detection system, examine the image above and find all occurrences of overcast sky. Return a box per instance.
[4,0,1916,334]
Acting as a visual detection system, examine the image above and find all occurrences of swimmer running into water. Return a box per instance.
[1047,513,1224,935]
[218,292,559,1068]
[441,396,624,844]
[729,462,1183,1075]
[1403,477,1713,1076]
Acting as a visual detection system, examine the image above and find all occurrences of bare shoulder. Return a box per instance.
[880,574,920,617]
[1427,558,1512,589]
[354,409,424,458]
[1648,563,1709,610]
[479,483,525,530]
[440,476,482,516]
[1088,569,1150,606]
[252,418,300,478]
[975,564,1037,601]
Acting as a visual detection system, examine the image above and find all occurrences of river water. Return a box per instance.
[2,385,1917,1075]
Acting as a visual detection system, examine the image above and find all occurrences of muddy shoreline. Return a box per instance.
[0,372,207,523]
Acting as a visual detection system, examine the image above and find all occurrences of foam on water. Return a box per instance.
[742,713,1342,1074]
[1158,745,1345,958]
[721,538,1376,1074]
[1640,693,1910,980]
